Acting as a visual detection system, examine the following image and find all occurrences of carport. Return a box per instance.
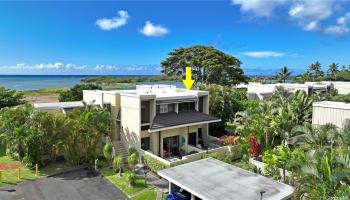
[158,158,294,200]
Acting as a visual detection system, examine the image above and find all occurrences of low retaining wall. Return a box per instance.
[141,145,241,171]
[249,158,292,181]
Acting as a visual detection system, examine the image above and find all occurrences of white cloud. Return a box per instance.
[96,10,129,31]
[304,21,319,31]
[288,0,334,31]
[323,12,350,36]
[241,51,285,58]
[232,0,350,37]
[231,0,288,17]
[0,63,161,74]
[139,21,169,37]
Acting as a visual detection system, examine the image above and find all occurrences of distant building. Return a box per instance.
[306,81,350,95]
[236,82,330,100]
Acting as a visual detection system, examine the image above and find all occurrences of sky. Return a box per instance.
[1,0,350,75]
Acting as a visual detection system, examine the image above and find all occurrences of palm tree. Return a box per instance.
[307,61,324,81]
[297,150,350,199]
[277,66,291,83]
[328,63,339,80]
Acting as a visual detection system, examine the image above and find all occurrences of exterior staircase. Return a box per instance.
[112,140,128,158]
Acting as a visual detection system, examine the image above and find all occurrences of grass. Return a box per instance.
[100,167,148,196]
[0,156,38,187]
[101,83,136,90]
[0,155,73,187]
[132,189,157,200]
[22,88,68,96]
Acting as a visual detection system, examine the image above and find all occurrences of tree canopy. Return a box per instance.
[161,45,247,86]
[59,84,102,102]
[0,87,25,109]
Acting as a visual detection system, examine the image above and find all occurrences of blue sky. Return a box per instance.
[1,0,350,75]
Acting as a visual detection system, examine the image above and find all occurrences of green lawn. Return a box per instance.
[0,155,72,187]
[100,167,148,196]
[132,189,157,200]
[22,88,68,96]
[0,156,38,187]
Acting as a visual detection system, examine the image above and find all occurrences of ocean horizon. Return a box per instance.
[0,75,185,91]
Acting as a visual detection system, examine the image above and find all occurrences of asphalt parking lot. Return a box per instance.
[0,168,127,200]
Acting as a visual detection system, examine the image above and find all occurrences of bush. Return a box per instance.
[113,155,123,176]
[219,135,240,146]
[59,84,102,102]
[125,172,137,187]
[142,154,169,172]
[128,153,138,171]
[128,147,139,157]
[103,143,113,162]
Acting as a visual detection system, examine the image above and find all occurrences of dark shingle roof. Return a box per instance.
[149,111,220,132]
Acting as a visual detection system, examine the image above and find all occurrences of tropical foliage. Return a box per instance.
[59,84,102,102]
[0,86,25,109]
[0,104,111,167]
[199,84,247,135]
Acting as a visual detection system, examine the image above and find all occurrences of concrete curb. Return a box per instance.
[46,165,88,177]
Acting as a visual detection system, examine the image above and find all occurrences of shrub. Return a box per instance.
[142,154,169,172]
[128,153,138,171]
[219,135,240,146]
[248,135,261,158]
[128,147,139,157]
[103,143,113,162]
[125,172,137,187]
[58,84,102,102]
[113,155,123,176]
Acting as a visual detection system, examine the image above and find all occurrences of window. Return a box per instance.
[141,125,150,131]
[156,104,175,114]
[141,137,150,150]
[178,102,195,112]
[198,97,204,112]
[141,101,150,124]
[188,132,197,146]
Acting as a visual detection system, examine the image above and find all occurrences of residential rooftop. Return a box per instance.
[313,101,350,110]
[33,101,84,110]
[83,84,208,100]
[158,158,294,200]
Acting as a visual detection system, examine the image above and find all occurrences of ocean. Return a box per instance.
[0,75,184,91]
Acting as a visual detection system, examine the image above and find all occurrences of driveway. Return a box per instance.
[0,168,128,200]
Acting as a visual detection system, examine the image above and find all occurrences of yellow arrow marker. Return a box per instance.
[183,66,195,90]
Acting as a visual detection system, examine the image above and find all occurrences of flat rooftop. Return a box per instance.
[84,84,208,100]
[158,158,294,200]
[34,101,84,110]
[313,101,350,109]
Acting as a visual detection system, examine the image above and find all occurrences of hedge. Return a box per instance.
[142,154,169,172]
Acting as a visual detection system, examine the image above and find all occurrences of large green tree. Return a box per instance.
[0,87,25,109]
[161,45,247,85]
[59,84,102,102]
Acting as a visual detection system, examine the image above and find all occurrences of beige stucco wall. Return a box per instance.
[120,94,141,150]
[144,124,208,157]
